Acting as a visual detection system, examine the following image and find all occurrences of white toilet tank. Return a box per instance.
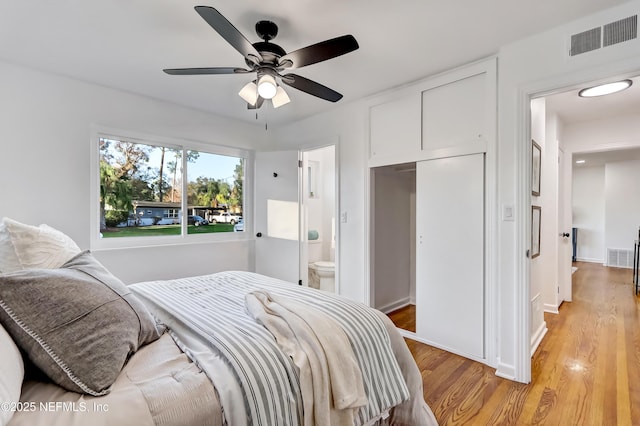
[308,240,323,262]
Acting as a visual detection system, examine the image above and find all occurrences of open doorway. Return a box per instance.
[300,145,338,293]
[529,74,640,356]
[371,162,416,332]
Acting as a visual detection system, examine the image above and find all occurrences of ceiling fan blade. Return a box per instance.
[247,96,264,109]
[280,35,358,69]
[163,67,250,75]
[281,74,343,102]
[195,6,263,62]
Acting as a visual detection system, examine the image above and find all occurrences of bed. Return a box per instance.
[0,218,437,426]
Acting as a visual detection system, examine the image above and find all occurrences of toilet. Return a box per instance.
[309,261,335,293]
[308,239,335,292]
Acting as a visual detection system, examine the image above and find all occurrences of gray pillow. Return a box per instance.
[0,251,162,396]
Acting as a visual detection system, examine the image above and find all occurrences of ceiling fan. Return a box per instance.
[163,6,359,109]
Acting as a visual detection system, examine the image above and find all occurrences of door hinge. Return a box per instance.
[298,160,303,168]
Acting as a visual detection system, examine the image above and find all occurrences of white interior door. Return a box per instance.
[254,150,301,284]
[557,148,572,302]
[416,153,484,359]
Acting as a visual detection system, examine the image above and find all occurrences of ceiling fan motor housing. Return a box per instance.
[255,20,278,41]
[249,41,286,66]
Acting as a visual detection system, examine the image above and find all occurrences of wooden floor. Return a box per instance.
[388,304,416,332]
[389,262,640,425]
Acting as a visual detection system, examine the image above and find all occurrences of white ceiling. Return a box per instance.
[546,76,640,124]
[573,146,640,166]
[0,0,631,126]
[545,75,640,167]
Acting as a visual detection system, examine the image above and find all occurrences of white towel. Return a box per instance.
[245,290,367,426]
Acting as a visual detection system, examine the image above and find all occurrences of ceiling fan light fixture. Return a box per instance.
[578,79,632,97]
[272,86,291,108]
[257,73,277,99]
[238,81,258,105]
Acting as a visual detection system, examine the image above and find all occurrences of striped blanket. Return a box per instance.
[130,271,410,426]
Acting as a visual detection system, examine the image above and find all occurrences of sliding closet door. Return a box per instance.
[416,153,484,359]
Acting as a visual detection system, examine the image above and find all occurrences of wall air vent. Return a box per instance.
[570,27,602,56]
[607,248,634,269]
[569,15,639,57]
[603,15,638,47]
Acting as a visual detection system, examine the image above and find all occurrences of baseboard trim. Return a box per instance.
[543,303,559,314]
[575,257,604,264]
[495,359,516,381]
[378,297,411,314]
[530,321,548,356]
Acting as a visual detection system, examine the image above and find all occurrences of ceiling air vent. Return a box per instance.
[570,27,602,56]
[603,15,638,47]
[569,15,638,57]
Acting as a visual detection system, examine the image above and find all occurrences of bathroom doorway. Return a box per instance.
[301,144,338,293]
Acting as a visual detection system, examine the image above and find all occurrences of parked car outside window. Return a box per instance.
[233,218,244,232]
[188,215,208,226]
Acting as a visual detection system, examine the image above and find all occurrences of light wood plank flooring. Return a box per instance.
[388,262,640,425]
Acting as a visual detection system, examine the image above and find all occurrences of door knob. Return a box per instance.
[256,232,262,238]
[561,232,570,238]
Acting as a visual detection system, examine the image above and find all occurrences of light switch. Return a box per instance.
[502,204,514,221]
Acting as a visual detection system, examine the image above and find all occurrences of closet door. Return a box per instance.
[416,153,484,359]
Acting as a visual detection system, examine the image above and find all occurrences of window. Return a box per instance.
[94,131,248,245]
[186,150,244,234]
[164,209,179,219]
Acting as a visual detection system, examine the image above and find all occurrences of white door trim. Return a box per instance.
[516,66,640,383]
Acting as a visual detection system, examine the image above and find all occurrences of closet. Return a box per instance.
[369,58,495,362]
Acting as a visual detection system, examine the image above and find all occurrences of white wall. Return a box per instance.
[0,60,264,283]
[372,168,412,312]
[563,112,640,153]
[563,109,640,263]
[498,0,640,381]
[273,102,369,302]
[572,165,605,262]
[572,160,640,263]
[605,160,640,252]
[272,0,640,382]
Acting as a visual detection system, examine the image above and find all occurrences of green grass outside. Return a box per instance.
[101,223,235,238]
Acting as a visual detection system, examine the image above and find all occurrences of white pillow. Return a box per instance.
[0,323,24,426]
[0,218,81,273]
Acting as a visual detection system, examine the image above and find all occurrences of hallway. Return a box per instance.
[400,262,639,425]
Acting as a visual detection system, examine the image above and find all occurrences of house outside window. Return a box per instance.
[93,129,250,247]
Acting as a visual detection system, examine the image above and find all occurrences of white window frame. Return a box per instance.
[164,209,179,219]
[90,125,253,250]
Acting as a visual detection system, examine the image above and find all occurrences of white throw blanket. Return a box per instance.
[131,271,412,426]
[246,290,367,426]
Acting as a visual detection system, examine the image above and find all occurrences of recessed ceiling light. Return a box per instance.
[575,160,586,164]
[578,80,632,97]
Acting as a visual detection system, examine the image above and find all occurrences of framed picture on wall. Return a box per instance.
[532,140,541,196]
[531,205,541,258]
